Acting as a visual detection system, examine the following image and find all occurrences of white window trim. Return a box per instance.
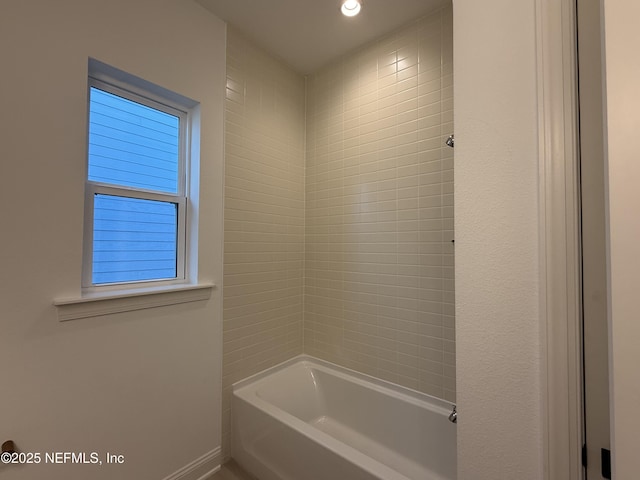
[54,59,209,321]
[82,183,188,289]
[83,78,189,290]
[87,77,189,199]
[54,283,215,322]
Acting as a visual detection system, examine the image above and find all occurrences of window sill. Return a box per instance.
[53,283,215,322]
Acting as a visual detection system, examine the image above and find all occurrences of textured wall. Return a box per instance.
[222,28,306,457]
[454,0,542,478]
[0,1,226,478]
[304,7,455,402]
[602,0,640,476]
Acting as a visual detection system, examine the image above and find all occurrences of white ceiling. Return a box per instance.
[195,0,448,74]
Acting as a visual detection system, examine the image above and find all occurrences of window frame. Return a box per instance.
[82,77,190,290]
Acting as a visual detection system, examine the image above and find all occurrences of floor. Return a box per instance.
[211,460,257,480]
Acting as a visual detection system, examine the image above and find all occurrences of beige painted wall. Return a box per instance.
[222,28,306,457]
[601,1,640,477]
[454,0,543,478]
[305,6,456,402]
[0,1,226,478]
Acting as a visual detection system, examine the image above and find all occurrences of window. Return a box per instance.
[83,75,188,288]
[54,60,214,321]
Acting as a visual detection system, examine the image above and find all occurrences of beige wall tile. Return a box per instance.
[222,7,455,459]
[222,28,305,458]
[304,6,455,402]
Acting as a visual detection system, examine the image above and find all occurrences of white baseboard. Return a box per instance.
[161,448,221,480]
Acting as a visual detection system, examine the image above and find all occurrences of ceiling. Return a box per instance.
[195,0,448,74]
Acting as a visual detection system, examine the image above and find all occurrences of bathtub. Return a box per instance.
[231,355,456,480]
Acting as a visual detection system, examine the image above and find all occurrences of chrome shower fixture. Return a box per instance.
[448,405,457,423]
[445,134,454,148]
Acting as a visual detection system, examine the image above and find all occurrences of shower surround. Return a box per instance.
[304,7,455,402]
[223,4,453,457]
[222,27,306,454]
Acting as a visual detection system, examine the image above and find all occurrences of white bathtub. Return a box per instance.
[231,355,456,480]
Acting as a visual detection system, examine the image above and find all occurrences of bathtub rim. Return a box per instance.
[232,354,456,480]
[232,354,455,414]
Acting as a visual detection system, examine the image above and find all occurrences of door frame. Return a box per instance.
[536,0,584,478]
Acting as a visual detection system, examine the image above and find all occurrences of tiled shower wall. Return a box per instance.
[304,6,455,402]
[222,6,454,455]
[222,28,306,455]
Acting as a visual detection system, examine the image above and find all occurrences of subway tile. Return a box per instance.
[224,12,454,459]
[222,28,306,458]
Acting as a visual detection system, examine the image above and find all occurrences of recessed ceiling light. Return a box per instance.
[341,0,361,17]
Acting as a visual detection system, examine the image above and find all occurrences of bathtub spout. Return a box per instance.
[448,405,457,424]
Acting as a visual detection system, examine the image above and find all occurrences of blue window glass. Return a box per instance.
[86,83,185,286]
[92,194,178,284]
[88,87,180,194]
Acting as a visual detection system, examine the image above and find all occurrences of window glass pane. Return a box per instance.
[92,194,178,284]
[88,87,180,193]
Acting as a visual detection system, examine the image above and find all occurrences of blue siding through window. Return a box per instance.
[92,195,178,284]
[88,87,180,193]
[87,85,183,286]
